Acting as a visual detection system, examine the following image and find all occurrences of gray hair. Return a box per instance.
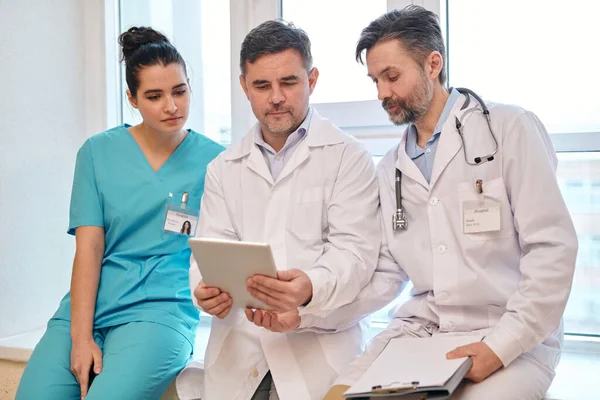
[356,5,447,84]
[240,20,312,76]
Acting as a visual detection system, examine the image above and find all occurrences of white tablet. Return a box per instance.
[188,237,278,310]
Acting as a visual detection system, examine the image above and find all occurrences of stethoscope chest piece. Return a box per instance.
[393,209,407,231]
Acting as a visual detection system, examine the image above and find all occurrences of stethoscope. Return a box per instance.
[393,87,499,231]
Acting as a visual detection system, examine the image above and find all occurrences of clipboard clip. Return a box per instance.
[371,381,420,395]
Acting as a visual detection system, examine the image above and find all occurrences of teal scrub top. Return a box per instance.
[50,125,224,346]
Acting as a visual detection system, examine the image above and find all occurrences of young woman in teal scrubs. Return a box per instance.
[16,27,224,400]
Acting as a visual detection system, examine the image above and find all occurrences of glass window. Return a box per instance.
[120,0,231,144]
[447,0,600,134]
[281,0,386,104]
[558,152,600,335]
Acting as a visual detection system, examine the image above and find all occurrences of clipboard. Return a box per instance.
[343,335,482,399]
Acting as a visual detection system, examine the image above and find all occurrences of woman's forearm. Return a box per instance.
[70,226,105,341]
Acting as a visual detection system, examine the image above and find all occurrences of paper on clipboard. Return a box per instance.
[344,334,483,399]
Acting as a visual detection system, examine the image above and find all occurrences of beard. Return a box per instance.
[263,108,298,135]
[382,74,433,126]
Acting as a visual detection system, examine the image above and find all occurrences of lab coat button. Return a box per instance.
[429,197,439,206]
[441,323,454,331]
[251,369,259,378]
[438,245,447,254]
[437,291,449,300]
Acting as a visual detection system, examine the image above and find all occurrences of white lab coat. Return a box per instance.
[189,110,382,400]
[335,95,578,399]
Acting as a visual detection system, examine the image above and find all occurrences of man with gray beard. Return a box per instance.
[326,5,577,400]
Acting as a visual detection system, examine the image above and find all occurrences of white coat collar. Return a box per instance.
[395,93,476,189]
[224,108,345,161]
[395,128,430,189]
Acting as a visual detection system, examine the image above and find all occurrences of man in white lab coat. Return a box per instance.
[188,20,391,400]
[326,5,578,400]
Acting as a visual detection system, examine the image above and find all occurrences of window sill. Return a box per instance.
[0,328,46,363]
[545,336,600,400]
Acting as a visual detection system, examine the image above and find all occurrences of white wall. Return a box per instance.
[0,0,106,338]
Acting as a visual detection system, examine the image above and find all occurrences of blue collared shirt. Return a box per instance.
[405,88,461,183]
[254,108,313,181]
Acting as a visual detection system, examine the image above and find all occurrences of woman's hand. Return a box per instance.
[70,337,103,399]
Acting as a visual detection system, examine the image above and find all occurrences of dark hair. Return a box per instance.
[181,220,191,235]
[118,26,187,96]
[240,20,312,75]
[356,5,447,84]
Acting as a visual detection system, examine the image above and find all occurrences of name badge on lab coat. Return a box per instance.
[163,192,199,236]
[463,201,501,234]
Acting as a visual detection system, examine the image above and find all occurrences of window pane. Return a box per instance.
[448,0,600,134]
[558,152,600,335]
[282,0,386,104]
[120,0,231,144]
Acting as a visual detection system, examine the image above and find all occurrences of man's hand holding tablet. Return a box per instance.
[244,269,313,332]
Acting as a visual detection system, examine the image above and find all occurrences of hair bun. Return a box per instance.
[119,27,170,62]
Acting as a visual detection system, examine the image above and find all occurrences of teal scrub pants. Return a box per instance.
[15,320,192,400]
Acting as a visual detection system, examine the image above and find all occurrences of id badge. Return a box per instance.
[163,192,199,236]
[463,200,501,234]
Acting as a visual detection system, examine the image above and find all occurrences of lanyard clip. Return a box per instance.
[476,179,483,194]
[180,192,189,210]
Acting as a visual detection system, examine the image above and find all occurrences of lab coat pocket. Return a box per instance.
[458,177,515,242]
[291,186,326,240]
